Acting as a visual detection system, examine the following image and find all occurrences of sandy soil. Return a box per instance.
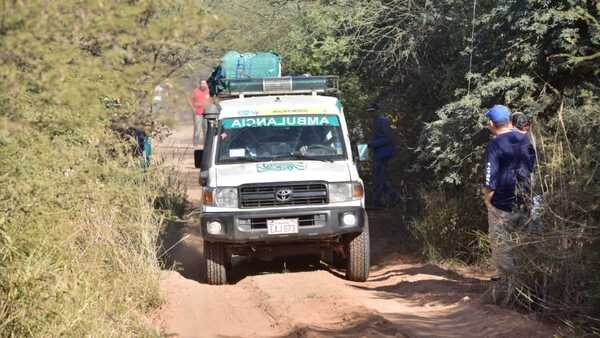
[151,123,554,338]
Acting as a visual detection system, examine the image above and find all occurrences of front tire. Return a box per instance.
[203,241,229,285]
[345,226,370,282]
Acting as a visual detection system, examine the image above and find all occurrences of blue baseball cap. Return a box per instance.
[485,105,511,124]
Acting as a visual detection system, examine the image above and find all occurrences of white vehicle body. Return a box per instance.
[195,88,370,284]
[202,95,364,213]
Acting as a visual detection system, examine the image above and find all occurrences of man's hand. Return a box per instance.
[187,95,196,110]
[482,187,494,209]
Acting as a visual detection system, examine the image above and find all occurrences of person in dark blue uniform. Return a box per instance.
[368,103,400,208]
[511,112,542,226]
[482,105,534,280]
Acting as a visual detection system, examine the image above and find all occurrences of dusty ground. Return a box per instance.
[151,122,554,338]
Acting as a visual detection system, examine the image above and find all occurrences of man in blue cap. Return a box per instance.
[482,104,533,283]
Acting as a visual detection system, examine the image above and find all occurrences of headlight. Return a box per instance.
[206,221,224,234]
[203,187,238,208]
[329,182,364,203]
[342,213,357,226]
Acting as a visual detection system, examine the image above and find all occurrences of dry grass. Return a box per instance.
[0,123,185,337]
[410,188,489,264]
[495,125,600,335]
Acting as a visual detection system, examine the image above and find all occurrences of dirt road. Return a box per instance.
[152,124,553,338]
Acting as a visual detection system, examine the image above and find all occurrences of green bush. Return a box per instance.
[414,1,600,331]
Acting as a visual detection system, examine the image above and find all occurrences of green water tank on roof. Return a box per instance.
[220,51,281,79]
[247,52,281,78]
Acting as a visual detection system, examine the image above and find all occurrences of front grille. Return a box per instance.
[240,214,327,230]
[239,182,328,208]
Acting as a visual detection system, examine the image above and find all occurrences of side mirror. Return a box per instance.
[355,144,368,162]
[194,149,203,169]
[204,103,220,120]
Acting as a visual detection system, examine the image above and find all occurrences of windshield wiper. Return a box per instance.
[221,156,263,163]
[271,153,335,163]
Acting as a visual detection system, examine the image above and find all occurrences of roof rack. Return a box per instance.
[216,76,338,98]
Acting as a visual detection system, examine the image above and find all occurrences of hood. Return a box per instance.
[497,129,528,145]
[508,130,528,144]
[215,161,351,186]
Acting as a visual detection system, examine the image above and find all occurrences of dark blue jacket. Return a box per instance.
[484,130,535,212]
[369,114,395,161]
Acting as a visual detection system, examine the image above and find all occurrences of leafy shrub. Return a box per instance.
[414,1,600,331]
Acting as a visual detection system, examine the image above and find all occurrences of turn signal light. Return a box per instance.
[202,188,214,205]
[352,183,364,199]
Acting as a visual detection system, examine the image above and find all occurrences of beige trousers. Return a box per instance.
[487,205,526,274]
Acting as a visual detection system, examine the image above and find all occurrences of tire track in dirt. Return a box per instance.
[239,278,290,331]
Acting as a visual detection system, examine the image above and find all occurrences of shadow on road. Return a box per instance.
[368,263,469,282]
[277,312,412,338]
[229,255,323,284]
[158,216,204,281]
[273,307,550,338]
[351,263,486,306]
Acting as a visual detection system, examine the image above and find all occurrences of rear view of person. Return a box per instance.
[511,112,541,227]
[482,105,534,285]
[189,79,212,146]
[511,112,536,173]
[367,103,400,208]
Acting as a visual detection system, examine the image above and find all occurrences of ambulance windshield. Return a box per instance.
[217,115,346,163]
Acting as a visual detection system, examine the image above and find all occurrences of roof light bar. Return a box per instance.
[217,76,338,98]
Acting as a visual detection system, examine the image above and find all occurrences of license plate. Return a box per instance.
[267,218,299,235]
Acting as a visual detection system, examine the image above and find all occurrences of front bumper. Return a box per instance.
[199,206,366,244]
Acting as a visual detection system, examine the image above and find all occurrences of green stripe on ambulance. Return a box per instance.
[222,115,339,129]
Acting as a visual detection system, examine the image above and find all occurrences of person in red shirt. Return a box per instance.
[188,79,212,146]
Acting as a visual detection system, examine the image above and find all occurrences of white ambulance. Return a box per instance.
[194,76,370,284]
